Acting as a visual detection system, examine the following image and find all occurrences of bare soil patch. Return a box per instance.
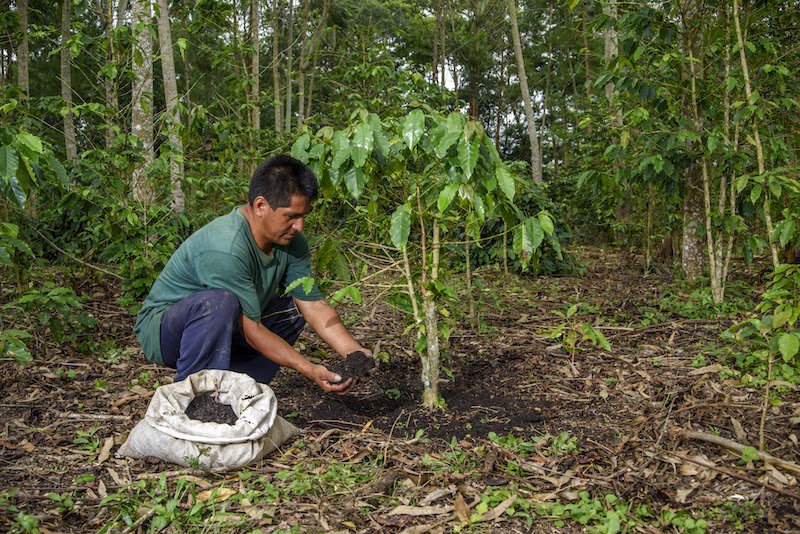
[184,395,238,425]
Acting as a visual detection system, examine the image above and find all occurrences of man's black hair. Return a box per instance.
[248,155,319,208]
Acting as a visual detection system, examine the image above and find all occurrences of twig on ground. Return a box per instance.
[674,428,800,476]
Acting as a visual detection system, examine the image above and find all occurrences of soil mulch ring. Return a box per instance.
[1,247,799,532]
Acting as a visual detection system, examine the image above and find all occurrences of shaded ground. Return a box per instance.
[1,247,799,532]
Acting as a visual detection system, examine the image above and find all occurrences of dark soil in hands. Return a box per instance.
[329,350,375,384]
[184,395,238,425]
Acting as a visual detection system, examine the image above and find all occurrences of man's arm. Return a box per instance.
[294,298,371,358]
[241,315,351,393]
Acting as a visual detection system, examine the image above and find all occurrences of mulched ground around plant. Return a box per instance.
[1,247,799,532]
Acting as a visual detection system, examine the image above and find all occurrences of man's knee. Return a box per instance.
[202,289,241,320]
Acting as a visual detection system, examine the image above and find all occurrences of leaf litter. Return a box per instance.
[0,248,798,531]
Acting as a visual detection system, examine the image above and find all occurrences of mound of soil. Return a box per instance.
[329,350,375,384]
[185,395,238,425]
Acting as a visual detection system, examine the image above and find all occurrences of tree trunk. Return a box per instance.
[156,0,184,214]
[96,0,123,150]
[284,0,294,132]
[130,0,154,204]
[680,0,705,281]
[495,46,505,150]
[733,0,779,269]
[297,0,328,130]
[18,0,29,95]
[273,0,283,132]
[249,0,260,133]
[581,0,590,98]
[506,0,542,183]
[61,0,77,161]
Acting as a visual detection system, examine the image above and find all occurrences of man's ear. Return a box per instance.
[253,196,271,215]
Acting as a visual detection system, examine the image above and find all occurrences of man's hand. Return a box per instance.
[310,363,353,394]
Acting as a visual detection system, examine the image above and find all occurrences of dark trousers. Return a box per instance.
[159,289,306,383]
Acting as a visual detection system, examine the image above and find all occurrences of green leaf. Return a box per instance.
[538,211,555,235]
[283,276,316,296]
[750,184,762,204]
[526,218,544,252]
[778,333,799,361]
[0,146,19,182]
[290,133,311,161]
[47,156,68,186]
[402,109,425,151]
[351,122,373,168]
[16,133,43,154]
[437,183,459,213]
[343,165,366,200]
[331,131,350,169]
[457,135,479,179]
[331,286,362,305]
[496,166,515,202]
[390,204,411,249]
[777,220,796,248]
[368,114,390,156]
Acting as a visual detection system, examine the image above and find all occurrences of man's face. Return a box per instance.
[255,194,311,247]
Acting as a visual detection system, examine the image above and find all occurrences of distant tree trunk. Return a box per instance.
[495,46,505,150]
[130,0,154,204]
[297,0,328,130]
[156,0,184,214]
[96,0,125,150]
[249,0,260,133]
[18,0,29,95]
[581,0,590,98]
[284,0,294,131]
[680,0,705,281]
[272,0,283,132]
[440,1,447,88]
[432,0,440,84]
[733,0,779,269]
[60,0,77,161]
[605,0,627,240]
[507,0,542,183]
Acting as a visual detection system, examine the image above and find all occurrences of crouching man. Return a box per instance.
[134,155,370,392]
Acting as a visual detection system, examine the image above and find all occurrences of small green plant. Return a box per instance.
[739,446,761,464]
[546,304,612,357]
[0,329,32,364]
[8,283,97,350]
[47,491,75,516]
[73,426,101,454]
[726,264,800,384]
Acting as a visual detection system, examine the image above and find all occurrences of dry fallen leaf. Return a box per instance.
[675,486,696,504]
[97,437,114,464]
[730,417,747,441]
[387,505,453,517]
[688,364,722,376]
[454,493,469,523]
[21,441,35,453]
[195,487,237,503]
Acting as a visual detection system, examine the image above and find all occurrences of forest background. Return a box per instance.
[1,0,799,531]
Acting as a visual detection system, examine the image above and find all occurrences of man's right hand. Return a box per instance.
[310,364,353,394]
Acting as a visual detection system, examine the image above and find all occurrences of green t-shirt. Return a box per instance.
[134,206,322,365]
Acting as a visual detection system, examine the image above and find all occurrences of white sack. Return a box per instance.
[118,369,300,468]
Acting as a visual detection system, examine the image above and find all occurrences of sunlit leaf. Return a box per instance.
[390,204,411,249]
[437,183,459,213]
[402,109,425,151]
[778,333,799,361]
[351,122,373,168]
[331,130,350,169]
[496,166,514,201]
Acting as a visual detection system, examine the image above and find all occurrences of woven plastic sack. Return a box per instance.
[118,369,300,468]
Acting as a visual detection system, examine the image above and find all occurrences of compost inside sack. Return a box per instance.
[185,395,238,425]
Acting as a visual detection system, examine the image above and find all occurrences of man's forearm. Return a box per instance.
[241,315,315,376]
[296,299,366,356]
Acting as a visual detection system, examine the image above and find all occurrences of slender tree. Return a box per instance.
[60,0,77,161]
[249,0,260,133]
[17,0,29,95]
[506,0,542,183]
[273,0,283,132]
[284,0,294,130]
[130,0,154,203]
[297,0,328,130]
[733,0,779,269]
[156,0,184,214]
[679,0,705,280]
